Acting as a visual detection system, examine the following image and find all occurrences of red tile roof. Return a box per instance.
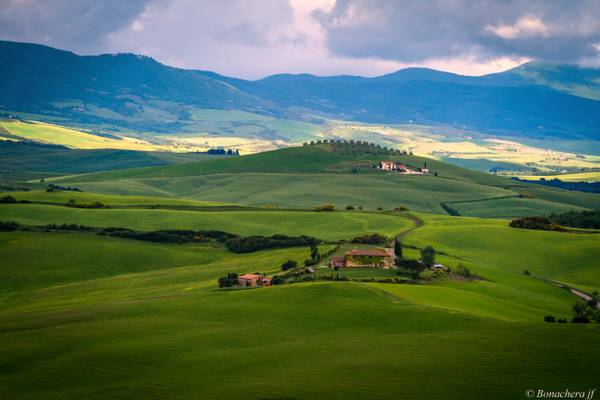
[239,274,261,280]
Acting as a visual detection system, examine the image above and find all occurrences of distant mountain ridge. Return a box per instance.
[1,40,599,139]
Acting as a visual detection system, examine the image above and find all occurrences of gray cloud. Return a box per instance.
[314,0,600,63]
[0,0,151,53]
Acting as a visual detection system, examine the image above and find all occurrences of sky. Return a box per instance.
[1,0,600,79]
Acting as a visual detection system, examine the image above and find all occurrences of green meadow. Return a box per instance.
[52,144,600,216]
[1,144,599,399]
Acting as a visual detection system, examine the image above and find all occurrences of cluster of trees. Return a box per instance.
[65,199,106,209]
[548,210,600,229]
[393,239,438,280]
[218,273,239,288]
[205,148,239,156]
[103,228,236,244]
[44,223,94,232]
[509,216,565,231]
[304,244,321,266]
[345,205,363,210]
[545,294,600,324]
[302,139,410,156]
[0,195,30,204]
[0,220,20,231]
[314,204,335,212]
[226,234,320,253]
[46,184,82,192]
[351,233,389,244]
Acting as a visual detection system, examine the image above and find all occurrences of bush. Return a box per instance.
[304,258,318,267]
[0,220,20,231]
[345,205,355,210]
[281,259,298,271]
[557,318,568,323]
[523,270,531,276]
[377,206,383,211]
[394,206,409,212]
[0,195,17,204]
[509,216,565,231]
[454,264,472,277]
[314,204,335,212]
[571,315,591,323]
[351,233,389,244]
[544,315,556,323]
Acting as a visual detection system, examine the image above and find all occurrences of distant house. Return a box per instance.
[431,264,448,271]
[379,160,397,170]
[330,249,393,268]
[238,274,272,287]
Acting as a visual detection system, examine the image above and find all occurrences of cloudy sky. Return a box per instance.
[1,0,600,79]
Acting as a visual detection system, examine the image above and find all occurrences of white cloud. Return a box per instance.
[485,15,552,40]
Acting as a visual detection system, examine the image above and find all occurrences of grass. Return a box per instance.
[449,196,588,218]
[0,204,415,241]
[0,230,599,399]
[52,144,600,217]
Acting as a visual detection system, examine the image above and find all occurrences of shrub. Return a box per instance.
[304,258,318,267]
[523,270,531,276]
[394,206,409,212]
[281,259,298,271]
[0,220,20,231]
[571,316,591,323]
[544,315,556,323]
[345,205,355,210]
[509,216,565,231]
[455,264,472,277]
[314,204,335,212]
[557,318,568,323]
[377,206,383,211]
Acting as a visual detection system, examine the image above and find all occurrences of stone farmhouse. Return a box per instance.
[238,274,272,287]
[329,248,394,268]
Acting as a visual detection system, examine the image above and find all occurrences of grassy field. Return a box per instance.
[0,203,414,240]
[1,142,599,399]
[0,120,171,151]
[50,144,600,217]
[1,227,599,399]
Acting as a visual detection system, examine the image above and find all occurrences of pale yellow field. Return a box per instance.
[0,120,173,151]
[515,171,600,182]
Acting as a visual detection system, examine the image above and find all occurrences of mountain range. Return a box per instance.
[1,40,600,140]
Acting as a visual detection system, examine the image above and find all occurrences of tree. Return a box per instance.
[420,245,436,267]
[398,259,425,280]
[310,245,320,261]
[0,195,17,204]
[345,205,355,210]
[544,315,556,323]
[218,272,239,288]
[281,259,298,271]
[394,238,403,259]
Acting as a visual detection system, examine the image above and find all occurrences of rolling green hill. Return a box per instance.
[1,206,598,399]
[53,143,600,217]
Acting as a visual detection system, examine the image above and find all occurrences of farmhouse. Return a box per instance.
[377,160,430,175]
[238,274,272,287]
[330,249,394,268]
